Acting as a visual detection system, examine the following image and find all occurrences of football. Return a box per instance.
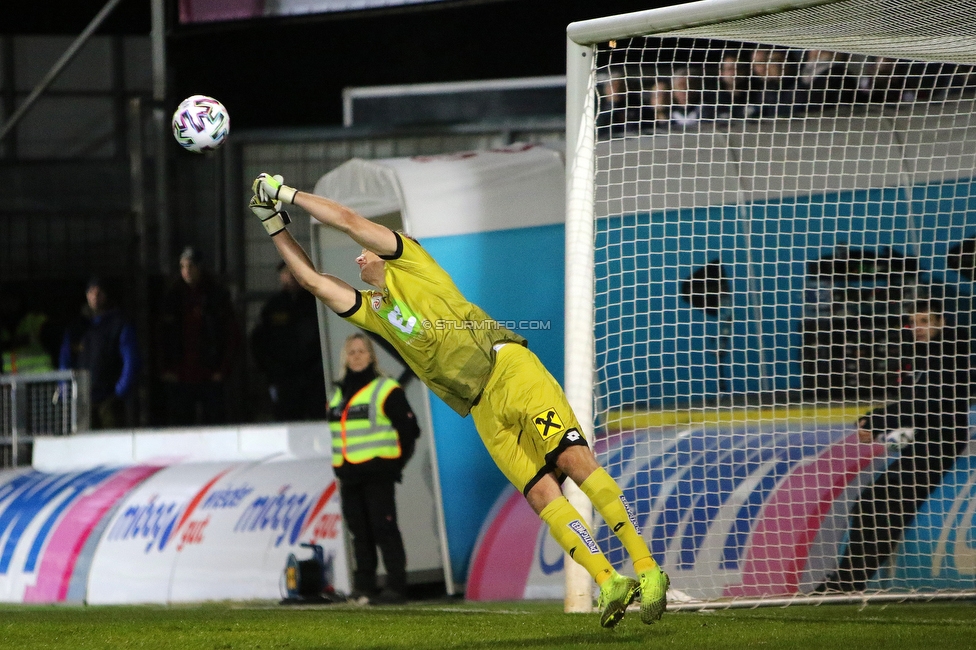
[171,95,230,153]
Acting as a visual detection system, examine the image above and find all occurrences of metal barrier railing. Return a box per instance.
[0,370,90,467]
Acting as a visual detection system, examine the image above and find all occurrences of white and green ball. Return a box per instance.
[172,95,230,153]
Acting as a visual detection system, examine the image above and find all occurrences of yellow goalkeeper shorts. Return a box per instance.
[471,343,587,495]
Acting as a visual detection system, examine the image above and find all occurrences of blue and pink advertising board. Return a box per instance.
[0,458,347,603]
[467,415,976,600]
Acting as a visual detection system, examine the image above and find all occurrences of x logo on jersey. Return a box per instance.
[533,408,564,440]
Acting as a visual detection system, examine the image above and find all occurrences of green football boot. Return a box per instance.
[597,571,639,628]
[638,566,670,624]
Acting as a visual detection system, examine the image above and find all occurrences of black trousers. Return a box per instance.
[340,478,407,595]
[833,428,967,591]
[91,395,126,430]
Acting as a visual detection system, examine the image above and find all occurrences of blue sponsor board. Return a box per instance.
[591,415,976,597]
[595,420,849,572]
[233,486,311,548]
[107,495,183,553]
[0,468,119,574]
[595,178,976,409]
[108,483,315,553]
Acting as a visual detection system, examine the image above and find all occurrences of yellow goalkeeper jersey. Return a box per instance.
[340,232,526,417]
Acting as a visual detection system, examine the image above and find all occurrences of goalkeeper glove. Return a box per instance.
[252,173,298,204]
[249,194,291,236]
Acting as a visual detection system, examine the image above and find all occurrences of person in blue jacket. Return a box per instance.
[59,277,140,429]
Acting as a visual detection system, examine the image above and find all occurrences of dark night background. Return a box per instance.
[4,0,675,129]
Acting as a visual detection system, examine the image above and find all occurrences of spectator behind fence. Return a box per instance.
[157,246,241,426]
[250,262,326,421]
[854,56,920,105]
[817,298,973,593]
[671,66,715,128]
[639,77,672,133]
[714,51,752,120]
[748,47,799,118]
[796,49,858,108]
[59,277,140,429]
[596,69,640,139]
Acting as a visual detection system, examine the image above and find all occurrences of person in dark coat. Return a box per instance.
[59,277,140,429]
[251,262,326,421]
[819,299,973,592]
[157,246,241,426]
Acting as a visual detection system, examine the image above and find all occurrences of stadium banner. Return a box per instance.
[313,144,566,586]
[465,411,976,600]
[179,0,450,24]
[0,465,165,603]
[0,454,347,604]
[86,458,347,604]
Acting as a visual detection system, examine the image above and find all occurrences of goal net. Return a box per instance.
[565,0,976,609]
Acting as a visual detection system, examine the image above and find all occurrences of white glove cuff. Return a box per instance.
[277,184,298,204]
[262,210,291,236]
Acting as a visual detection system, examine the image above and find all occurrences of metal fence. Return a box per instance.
[0,370,90,467]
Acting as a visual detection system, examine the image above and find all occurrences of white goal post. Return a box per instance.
[565,0,976,612]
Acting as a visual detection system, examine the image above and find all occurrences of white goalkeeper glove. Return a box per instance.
[249,194,291,236]
[252,173,298,204]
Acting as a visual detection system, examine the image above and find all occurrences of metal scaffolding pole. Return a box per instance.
[0,0,126,144]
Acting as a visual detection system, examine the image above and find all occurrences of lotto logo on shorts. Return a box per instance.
[533,408,563,440]
[568,519,600,555]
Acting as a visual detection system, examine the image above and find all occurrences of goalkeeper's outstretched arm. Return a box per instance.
[248,189,359,315]
[271,229,359,315]
[253,172,398,258]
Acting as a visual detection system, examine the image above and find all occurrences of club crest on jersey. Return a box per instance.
[533,408,564,440]
[371,294,384,311]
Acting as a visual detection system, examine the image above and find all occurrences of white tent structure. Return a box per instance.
[312,144,564,236]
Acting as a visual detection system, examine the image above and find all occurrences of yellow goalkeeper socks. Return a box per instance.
[580,468,656,570]
[539,496,614,583]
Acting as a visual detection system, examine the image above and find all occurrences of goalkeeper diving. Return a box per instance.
[249,173,669,627]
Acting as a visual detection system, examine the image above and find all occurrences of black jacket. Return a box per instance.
[862,329,972,450]
[158,276,239,378]
[250,288,323,387]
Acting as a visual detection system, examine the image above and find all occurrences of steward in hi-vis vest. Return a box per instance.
[326,351,420,603]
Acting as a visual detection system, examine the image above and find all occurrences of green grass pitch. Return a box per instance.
[1,600,974,649]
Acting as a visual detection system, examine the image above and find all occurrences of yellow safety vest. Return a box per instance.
[329,377,402,467]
